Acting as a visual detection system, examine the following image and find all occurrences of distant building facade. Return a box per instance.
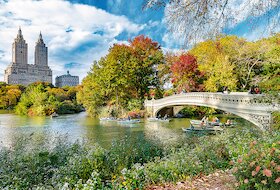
[4,28,52,85]
[55,71,79,87]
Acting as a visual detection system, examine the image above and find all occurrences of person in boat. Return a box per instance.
[51,112,58,116]
[200,121,205,127]
[212,117,219,123]
[201,116,206,122]
[200,121,208,129]
[200,116,207,126]
[205,117,209,125]
[225,119,232,126]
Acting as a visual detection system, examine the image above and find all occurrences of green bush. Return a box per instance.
[14,83,82,116]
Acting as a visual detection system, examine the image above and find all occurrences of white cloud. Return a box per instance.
[0,0,144,83]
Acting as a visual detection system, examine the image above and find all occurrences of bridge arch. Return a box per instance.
[144,92,279,131]
[155,104,261,128]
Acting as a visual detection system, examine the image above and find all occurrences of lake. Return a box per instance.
[0,111,255,148]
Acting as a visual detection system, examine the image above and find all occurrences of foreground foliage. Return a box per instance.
[232,133,280,189]
[0,128,279,189]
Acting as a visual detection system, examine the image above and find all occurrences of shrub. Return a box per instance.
[231,132,280,189]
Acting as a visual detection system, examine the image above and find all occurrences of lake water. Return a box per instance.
[0,112,255,148]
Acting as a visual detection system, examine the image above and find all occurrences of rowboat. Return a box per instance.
[50,112,59,118]
[223,122,237,127]
[190,120,221,126]
[117,119,141,124]
[99,117,117,122]
[147,117,171,122]
[182,125,223,134]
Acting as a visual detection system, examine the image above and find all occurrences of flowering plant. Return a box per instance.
[232,140,280,189]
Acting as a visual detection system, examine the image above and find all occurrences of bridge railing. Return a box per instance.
[145,92,278,111]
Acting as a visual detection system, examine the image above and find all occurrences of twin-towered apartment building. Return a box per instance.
[4,28,79,87]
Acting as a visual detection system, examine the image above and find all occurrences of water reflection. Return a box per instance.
[0,112,256,149]
[144,121,182,145]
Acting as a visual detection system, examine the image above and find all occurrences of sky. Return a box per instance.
[0,0,279,83]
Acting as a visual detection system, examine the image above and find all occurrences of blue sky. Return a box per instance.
[0,0,279,82]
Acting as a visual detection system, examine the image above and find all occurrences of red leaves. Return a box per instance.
[170,53,204,92]
[129,35,160,50]
[170,54,198,75]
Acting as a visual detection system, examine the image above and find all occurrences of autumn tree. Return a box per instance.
[77,64,106,116]
[0,83,24,109]
[190,37,238,92]
[78,35,164,117]
[170,53,204,92]
[231,41,267,90]
[129,35,164,97]
[157,51,179,87]
[257,34,280,102]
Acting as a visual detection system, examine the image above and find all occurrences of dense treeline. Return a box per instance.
[78,34,280,118]
[0,82,83,116]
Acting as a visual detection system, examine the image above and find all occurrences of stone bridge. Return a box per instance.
[144,92,280,130]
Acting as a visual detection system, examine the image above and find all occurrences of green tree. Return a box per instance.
[78,35,164,117]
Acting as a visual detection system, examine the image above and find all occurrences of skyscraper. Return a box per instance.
[4,28,52,85]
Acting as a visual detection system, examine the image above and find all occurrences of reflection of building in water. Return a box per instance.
[144,122,180,145]
[4,28,52,85]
